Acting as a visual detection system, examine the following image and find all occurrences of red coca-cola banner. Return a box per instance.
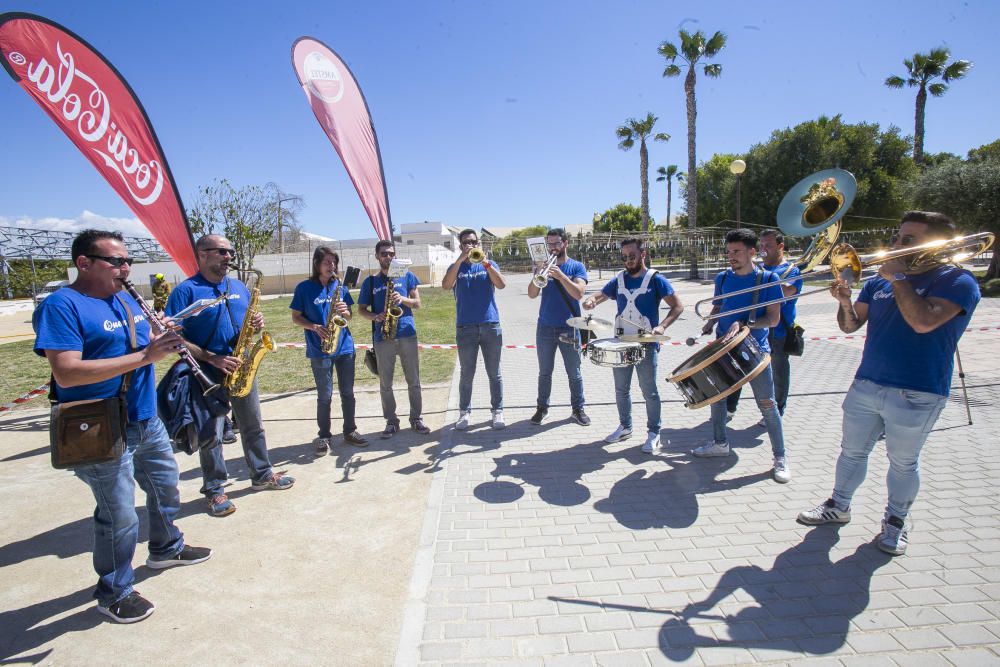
[0,12,197,275]
[291,37,393,241]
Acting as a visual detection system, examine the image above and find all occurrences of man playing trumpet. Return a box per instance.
[442,229,507,430]
[583,238,683,453]
[798,212,981,556]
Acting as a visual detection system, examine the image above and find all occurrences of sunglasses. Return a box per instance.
[86,255,134,267]
[201,247,236,257]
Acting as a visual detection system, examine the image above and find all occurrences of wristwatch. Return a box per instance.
[890,272,906,283]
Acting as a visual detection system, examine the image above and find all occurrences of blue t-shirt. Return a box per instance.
[358,271,420,342]
[33,287,156,422]
[453,261,501,326]
[600,270,675,328]
[856,265,979,396]
[712,269,783,353]
[165,273,250,355]
[289,278,356,358]
[537,258,588,327]
[763,261,804,340]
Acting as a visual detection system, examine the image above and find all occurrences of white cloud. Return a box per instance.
[0,211,153,238]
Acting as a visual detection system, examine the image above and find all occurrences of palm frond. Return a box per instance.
[654,132,671,143]
[616,125,634,140]
[705,31,727,56]
[618,138,635,151]
[704,63,722,78]
[928,82,948,97]
[884,75,905,88]
[662,64,682,78]
[943,59,972,81]
[657,41,678,61]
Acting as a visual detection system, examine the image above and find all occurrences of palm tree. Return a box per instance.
[885,48,972,165]
[655,165,680,228]
[616,113,670,231]
[658,30,727,230]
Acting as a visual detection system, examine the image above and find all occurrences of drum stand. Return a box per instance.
[955,347,973,425]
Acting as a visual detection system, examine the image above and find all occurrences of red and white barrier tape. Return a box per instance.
[0,383,49,413]
[5,325,999,410]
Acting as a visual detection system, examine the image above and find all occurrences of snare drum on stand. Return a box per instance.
[667,326,770,409]
[587,338,645,368]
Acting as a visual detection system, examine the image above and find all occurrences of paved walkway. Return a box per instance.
[397,271,1000,665]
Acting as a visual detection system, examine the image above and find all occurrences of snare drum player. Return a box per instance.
[583,238,683,452]
[527,228,590,426]
[692,228,790,484]
[798,212,980,556]
[442,229,507,430]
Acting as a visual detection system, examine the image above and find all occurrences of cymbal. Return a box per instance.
[566,315,613,331]
[619,333,671,342]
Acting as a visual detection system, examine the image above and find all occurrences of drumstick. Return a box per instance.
[618,315,650,335]
[686,332,710,346]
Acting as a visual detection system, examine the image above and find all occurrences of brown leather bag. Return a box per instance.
[49,294,136,469]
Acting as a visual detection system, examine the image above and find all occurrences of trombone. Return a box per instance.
[695,232,995,320]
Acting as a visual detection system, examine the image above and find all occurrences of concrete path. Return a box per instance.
[397,271,1000,665]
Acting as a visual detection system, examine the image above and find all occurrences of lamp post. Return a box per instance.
[729,159,746,228]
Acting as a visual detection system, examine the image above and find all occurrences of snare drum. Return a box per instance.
[667,326,770,409]
[587,338,645,368]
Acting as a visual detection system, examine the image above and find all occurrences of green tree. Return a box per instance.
[967,138,1000,163]
[905,155,1000,278]
[188,180,302,279]
[658,29,726,231]
[616,113,669,231]
[489,225,549,258]
[885,48,972,165]
[655,165,681,228]
[594,203,644,232]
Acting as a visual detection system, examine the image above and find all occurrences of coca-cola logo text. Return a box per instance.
[19,42,164,206]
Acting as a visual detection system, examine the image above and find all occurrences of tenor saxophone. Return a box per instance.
[382,278,403,340]
[223,267,275,398]
[321,278,348,355]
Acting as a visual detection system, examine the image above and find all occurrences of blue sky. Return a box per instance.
[1,0,997,241]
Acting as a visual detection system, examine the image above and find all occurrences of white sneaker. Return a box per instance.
[605,425,633,443]
[641,432,661,453]
[692,441,731,458]
[455,410,471,430]
[773,456,791,483]
[491,410,506,430]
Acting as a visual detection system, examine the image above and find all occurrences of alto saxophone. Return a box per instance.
[223,267,275,398]
[382,277,403,340]
[321,278,348,355]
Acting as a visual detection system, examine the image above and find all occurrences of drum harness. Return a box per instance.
[614,269,658,338]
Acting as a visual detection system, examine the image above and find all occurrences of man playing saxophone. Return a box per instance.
[165,235,295,518]
[358,239,431,438]
[291,246,368,455]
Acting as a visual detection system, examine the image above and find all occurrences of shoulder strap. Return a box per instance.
[113,293,138,398]
[553,275,581,317]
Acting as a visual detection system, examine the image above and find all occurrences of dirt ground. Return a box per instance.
[0,298,454,663]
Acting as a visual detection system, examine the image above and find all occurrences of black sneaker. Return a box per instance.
[146,545,213,570]
[97,591,155,624]
[571,409,591,426]
[530,408,548,425]
[221,429,237,444]
[411,419,431,435]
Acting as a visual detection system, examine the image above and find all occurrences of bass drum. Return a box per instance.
[667,326,770,409]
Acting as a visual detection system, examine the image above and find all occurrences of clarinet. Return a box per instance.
[121,279,220,396]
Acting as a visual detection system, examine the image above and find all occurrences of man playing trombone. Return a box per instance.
[798,212,981,556]
[442,229,507,430]
[692,229,790,484]
[583,238,683,453]
[527,228,590,426]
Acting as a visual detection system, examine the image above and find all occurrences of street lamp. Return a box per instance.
[729,159,746,228]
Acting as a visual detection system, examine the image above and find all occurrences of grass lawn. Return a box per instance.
[1,286,458,407]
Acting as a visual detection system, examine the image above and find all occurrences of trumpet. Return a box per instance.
[694,232,995,321]
[467,247,486,264]
[531,252,559,289]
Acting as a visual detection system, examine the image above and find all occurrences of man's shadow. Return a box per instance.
[592,448,770,530]
[657,529,893,659]
[0,586,98,662]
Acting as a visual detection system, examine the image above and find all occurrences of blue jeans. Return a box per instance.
[535,325,585,411]
[457,323,504,412]
[709,364,785,457]
[613,344,660,433]
[310,353,357,437]
[199,379,274,497]
[73,417,185,606]
[832,378,947,520]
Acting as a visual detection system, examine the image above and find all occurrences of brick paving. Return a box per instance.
[397,271,1000,665]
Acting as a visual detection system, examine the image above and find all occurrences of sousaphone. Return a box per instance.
[775,168,857,275]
